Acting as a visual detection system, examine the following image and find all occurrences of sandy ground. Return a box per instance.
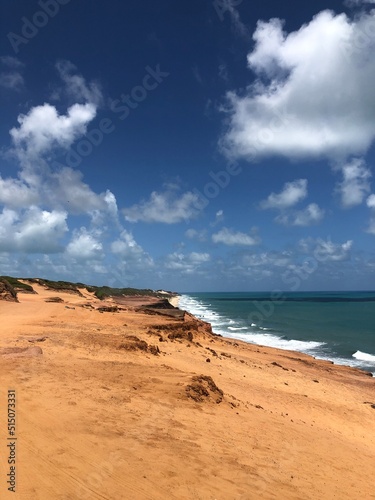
[0,283,374,500]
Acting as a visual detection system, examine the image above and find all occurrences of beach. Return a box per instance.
[0,282,375,499]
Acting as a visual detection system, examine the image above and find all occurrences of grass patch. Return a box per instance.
[0,276,34,292]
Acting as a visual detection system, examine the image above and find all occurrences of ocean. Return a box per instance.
[179,291,375,376]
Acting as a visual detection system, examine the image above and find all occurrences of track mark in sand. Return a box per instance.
[0,346,43,357]
[19,432,124,500]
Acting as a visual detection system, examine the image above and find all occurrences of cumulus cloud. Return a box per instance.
[220,10,375,161]
[0,176,39,208]
[10,102,96,163]
[299,237,353,261]
[260,179,307,210]
[66,227,103,260]
[336,158,371,208]
[47,167,114,215]
[123,188,200,224]
[111,230,154,266]
[276,203,325,226]
[0,62,125,282]
[212,227,260,246]
[0,165,117,221]
[0,207,68,253]
[0,61,118,271]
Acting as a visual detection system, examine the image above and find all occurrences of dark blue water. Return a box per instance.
[180,292,375,375]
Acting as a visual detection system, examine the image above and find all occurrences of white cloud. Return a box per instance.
[212,227,260,246]
[299,237,353,261]
[0,56,24,68]
[0,56,24,91]
[241,251,292,268]
[276,203,325,226]
[165,251,210,274]
[66,227,103,260]
[0,207,68,253]
[222,1,250,39]
[47,167,112,215]
[345,0,375,5]
[260,179,307,209]
[220,10,375,161]
[367,194,375,208]
[0,176,39,208]
[111,230,154,266]
[185,228,207,241]
[55,60,103,105]
[211,209,224,227]
[10,102,96,162]
[367,218,375,234]
[5,64,103,214]
[366,194,375,233]
[123,188,200,223]
[336,158,371,208]
[0,71,24,91]
[0,61,125,274]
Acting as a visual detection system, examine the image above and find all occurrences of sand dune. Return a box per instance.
[0,283,374,499]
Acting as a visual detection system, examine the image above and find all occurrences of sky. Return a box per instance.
[1,0,375,292]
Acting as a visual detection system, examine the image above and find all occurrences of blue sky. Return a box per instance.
[1,0,375,291]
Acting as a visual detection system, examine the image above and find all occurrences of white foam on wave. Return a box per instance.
[180,295,374,377]
[352,350,375,363]
[180,295,325,353]
[228,331,325,352]
[315,353,374,376]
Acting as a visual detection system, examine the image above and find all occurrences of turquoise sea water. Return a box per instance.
[179,291,375,376]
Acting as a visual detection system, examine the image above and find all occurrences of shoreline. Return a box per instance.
[188,310,375,379]
[1,284,374,499]
[167,295,180,308]
[178,293,375,378]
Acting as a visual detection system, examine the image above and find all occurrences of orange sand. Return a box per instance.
[0,283,374,499]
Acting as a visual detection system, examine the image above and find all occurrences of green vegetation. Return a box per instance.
[0,276,34,292]
[0,276,170,301]
[93,286,156,300]
[0,278,18,301]
[38,279,81,292]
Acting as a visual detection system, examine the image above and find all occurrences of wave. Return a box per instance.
[180,294,325,354]
[180,295,373,376]
[228,331,325,352]
[352,350,375,363]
